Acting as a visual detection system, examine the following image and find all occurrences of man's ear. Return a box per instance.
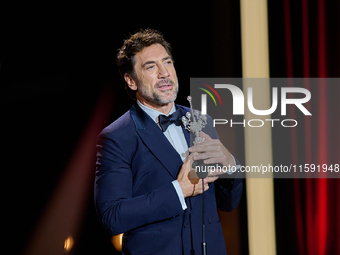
[124,73,138,91]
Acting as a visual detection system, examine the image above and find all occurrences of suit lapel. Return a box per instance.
[130,102,183,179]
[131,102,201,211]
[178,106,191,147]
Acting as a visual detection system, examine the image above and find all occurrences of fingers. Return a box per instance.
[198,131,212,140]
[192,150,225,161]
[178,153,218,197]
[202,156,227,166]
[188,135,234,167]
[190,143,226,165]
[192,179,210,196]
[190,176,218,197]
[188,132,215,155]
[177,155,196,198]
[181,154,193,173]
[189,139,223,154]
[205,176,219,183]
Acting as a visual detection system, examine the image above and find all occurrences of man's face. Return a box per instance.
[126,43,178,107]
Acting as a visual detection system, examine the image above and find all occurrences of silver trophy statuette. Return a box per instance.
[182,96,229,179]
[182,96,207,145]
[182,96,209,178]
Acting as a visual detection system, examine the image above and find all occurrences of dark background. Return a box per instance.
[1,1,243,254]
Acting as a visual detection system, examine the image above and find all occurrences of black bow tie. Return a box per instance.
[158,109,182,132]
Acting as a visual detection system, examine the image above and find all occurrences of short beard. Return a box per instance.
[136,77,179,106]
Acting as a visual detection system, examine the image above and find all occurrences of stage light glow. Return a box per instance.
[64,235,74,252]
[23,87,114,255]
[111,234,123,252]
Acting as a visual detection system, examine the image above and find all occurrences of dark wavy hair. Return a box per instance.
[117,29,173,99]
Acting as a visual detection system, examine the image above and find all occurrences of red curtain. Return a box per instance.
[283,0,340,254]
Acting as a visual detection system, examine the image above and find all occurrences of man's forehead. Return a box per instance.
[135,44,170,64]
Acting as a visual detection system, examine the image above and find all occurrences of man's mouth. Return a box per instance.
[158,84,173,90]
[156,79,174,91]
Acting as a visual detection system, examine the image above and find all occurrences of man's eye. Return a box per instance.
[146,65,155,70]
[165,60,173,65]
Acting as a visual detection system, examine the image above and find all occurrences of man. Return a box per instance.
[95,29,242,255]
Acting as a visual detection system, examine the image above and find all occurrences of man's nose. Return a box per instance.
[158,63,170,78]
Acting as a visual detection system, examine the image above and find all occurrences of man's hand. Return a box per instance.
[177,155,218,198]
[189,131,236,177]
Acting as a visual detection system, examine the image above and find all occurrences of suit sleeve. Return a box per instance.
[214,169,243,212]
[204,115,243,212]
[94,132,183,236]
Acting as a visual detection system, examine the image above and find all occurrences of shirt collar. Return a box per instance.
[136,100,176,124]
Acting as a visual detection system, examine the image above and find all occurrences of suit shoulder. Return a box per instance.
[99,110,135,139]
[176,104,190,112]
